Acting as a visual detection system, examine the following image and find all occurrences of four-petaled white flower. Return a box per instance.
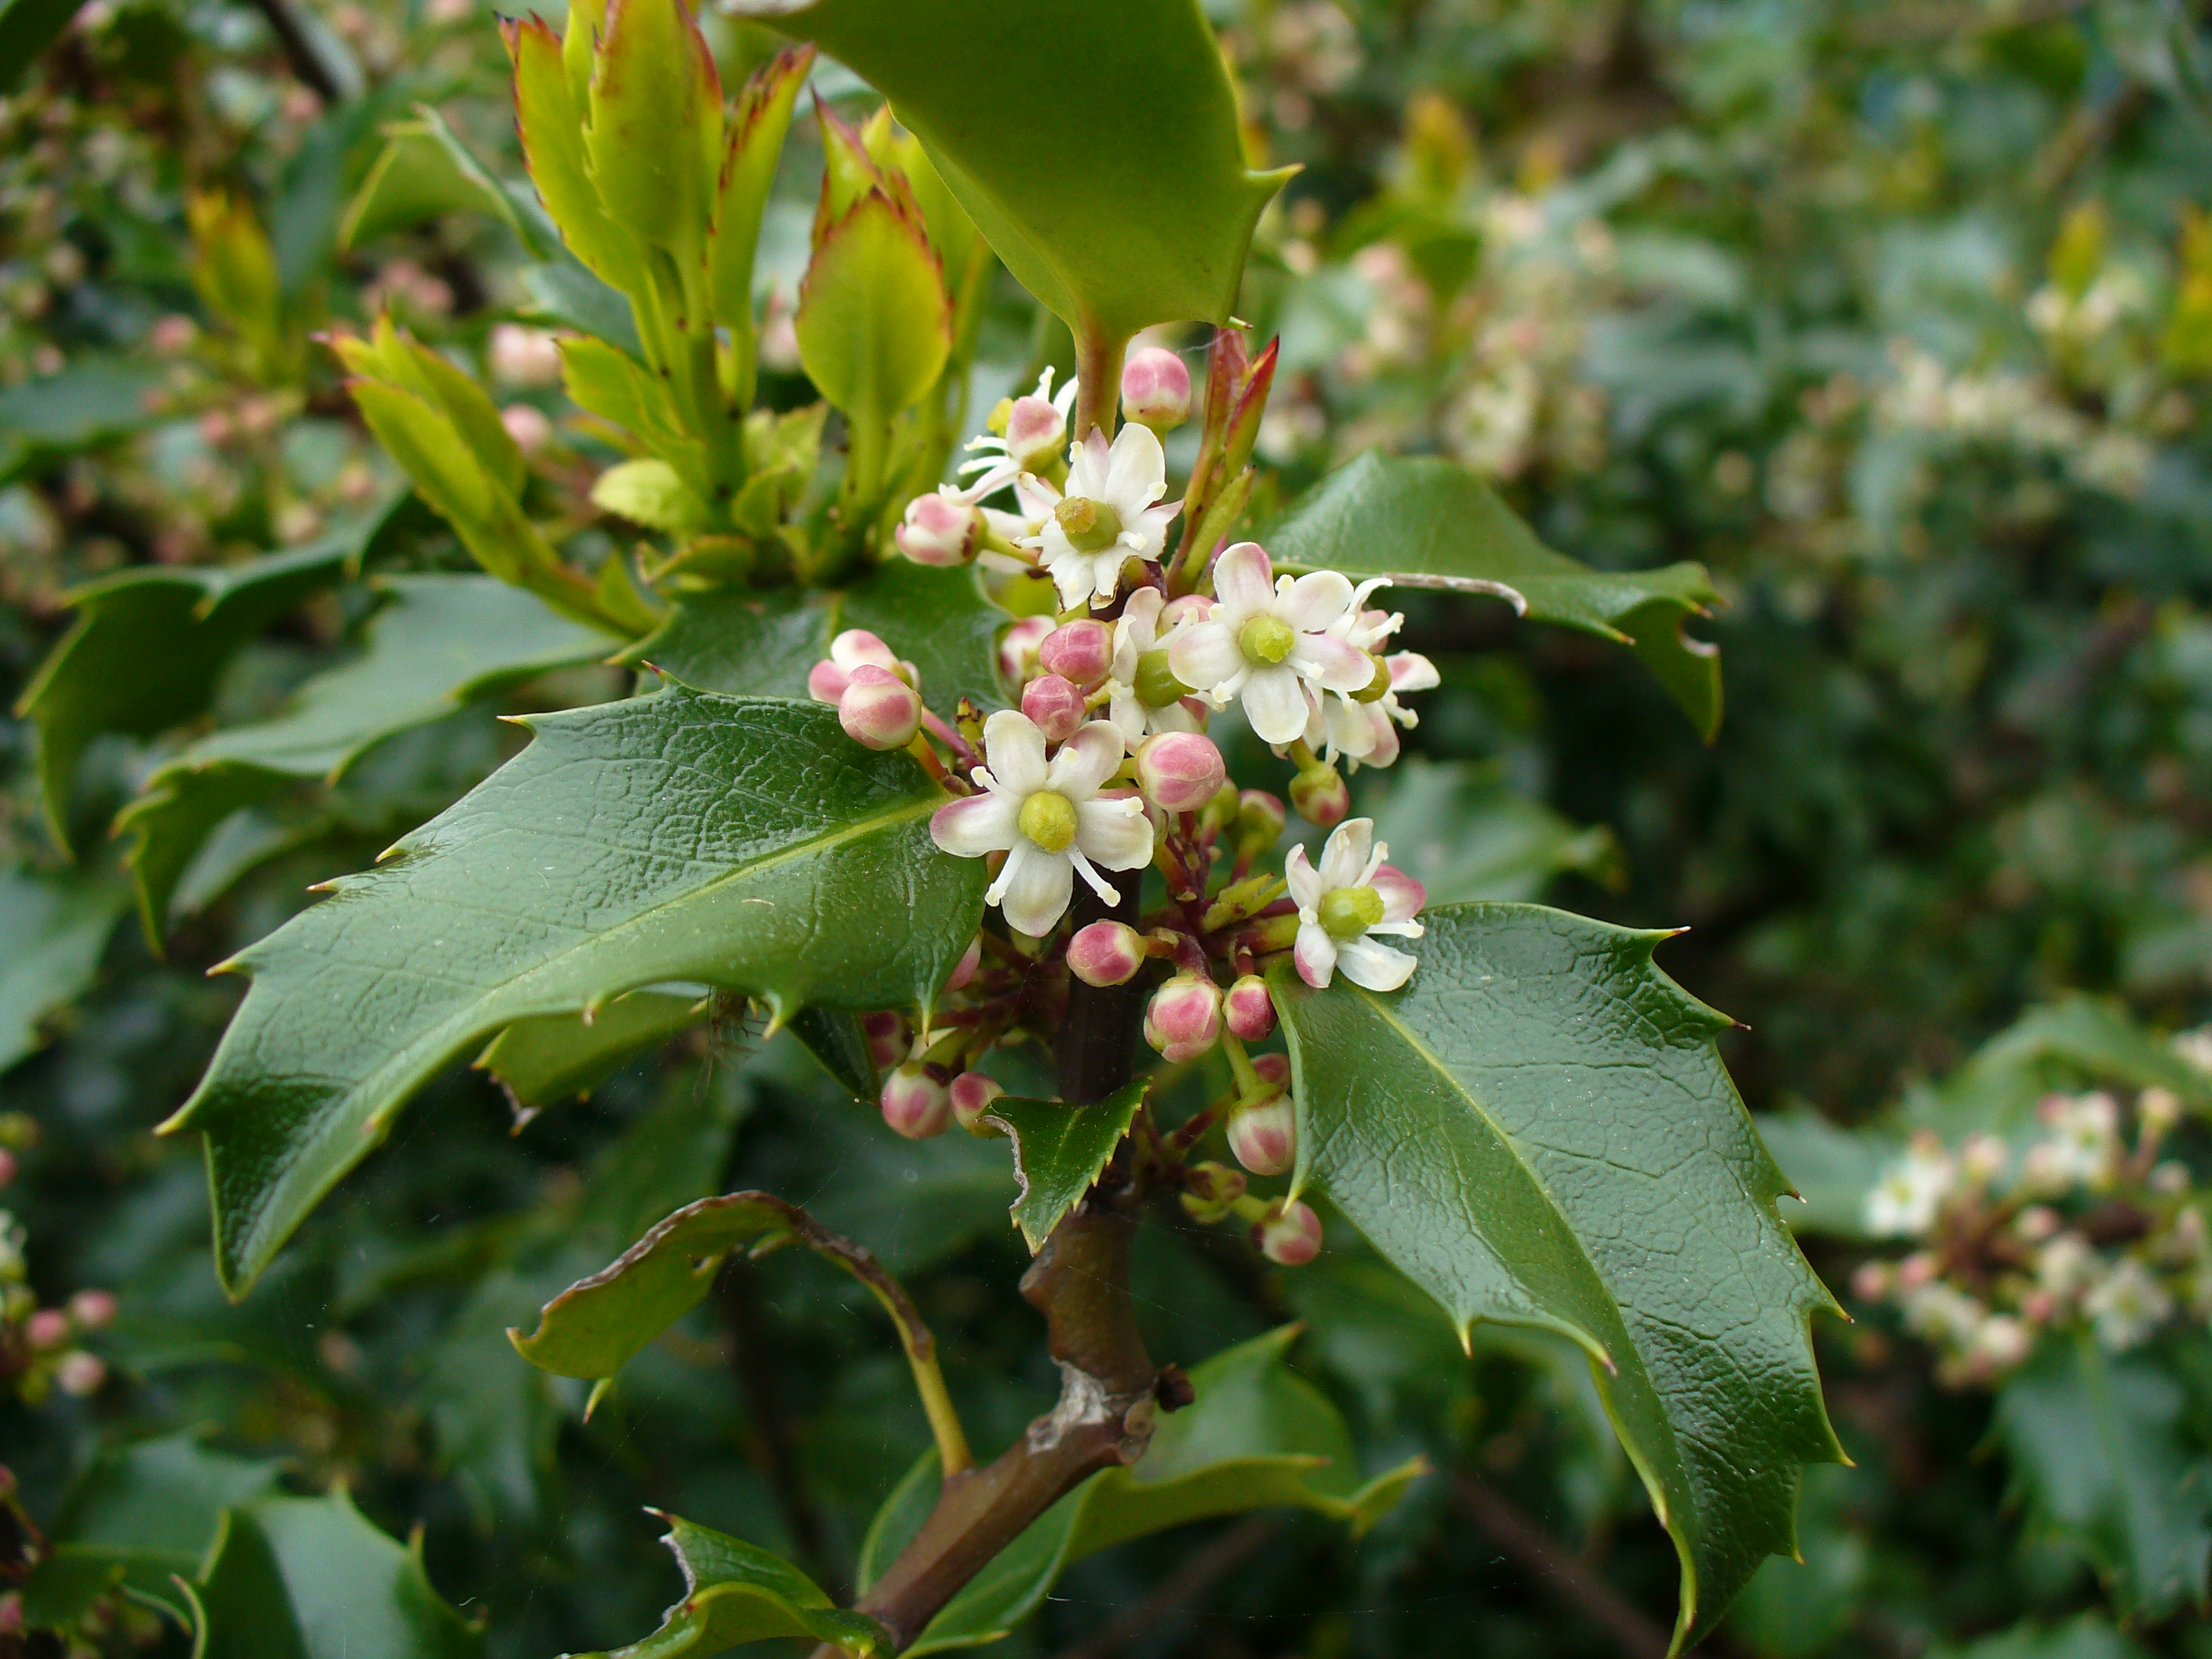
[1020,424,1183,610]
[959,367,1076,498]
[1286,818,1426,991]
[1169,542,1375,746]
[929,711,1152,937]
[1863,1137,1954,1238]
[1105,588,1205,744]
[1305,580,1438,767]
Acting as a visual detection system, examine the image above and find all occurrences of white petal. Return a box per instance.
[1294,921,1337,989]
[1240,665,1312,745]
[1212,542,1274,621]
[1389,651,1440,693]
[1276,569,1354,633]
[1107,687,1145,744]
[1337,936,1417,992]
[1326,695,1377,759]
[982,709,1049,795]
[1102,422,1167,510]
[1284,845,1321,909]
[991,840,1074,937]
[1119,587,1163,656]
[1168,619,1243,693]
[1074,796,1154,870]
[1047,721,1126,798]
[1318,819,1374,889]
[930,792,1020,858]
[1289,631,1376,694]
[1042,547,1095,612]
[1068,426,1112,494]
[1086,551,1123,607]
[1014,472,1060,518]
[1147,698,1201,735]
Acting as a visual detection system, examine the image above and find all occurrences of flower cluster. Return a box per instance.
[0,1132,112,1405]
[811,335,1443,1268]
[1852,1086,2210,1385]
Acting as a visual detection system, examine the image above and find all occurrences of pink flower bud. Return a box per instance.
[1237,789,1286,843]
[839,665,921,750]
[55,1351,107,1397]
[1180,1159,1247,1223]
[1227,1095,1295,1177]
[1005,393,1068,468]
[1021,673,1087,743]
[1224,976,1275,1042]
[881,1064,951,1140]
[949,1071,1005,1134]
[1039,619,1114,688]
[999,616,1053,685]
[150,314,197,356]
[1134,732,1226,814]
[862,1010,908,1070]
[67,1290,116,1331]
[1068,920,1146,987]
[944,936,982,994]
[0,1148,14,1187]
[808,660,851,703]
[1254,1199,1322,1265]
[500,403,552,452]
[1251,1051,1289,1090]
[1289,764,1350,828]
[24,1309,68,1350]
[895,490,982,566]
[1144,973,1222,1064]
[1121,346,1192,431]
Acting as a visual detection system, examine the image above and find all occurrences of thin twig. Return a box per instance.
[244,0,348,102]
[1453,1473,1670,1659]
[1049,1513,1280,1659]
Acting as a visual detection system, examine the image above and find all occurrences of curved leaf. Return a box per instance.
[573,1514,887,1657]
[1268,903,1840,1648]
[796,189,951,433]
[167,688,984,1294]
[475,987,710,1116]
[0,865,128,1074]
[1262,451,1724,738]
[987,1080,1145,1251]
[738,0,1289,341]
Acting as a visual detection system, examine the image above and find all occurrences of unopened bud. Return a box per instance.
[944,936,982,994]
[1290,764,1350,827]
[1121,346,1192,431]
[840,666,922,750]
[1251,1051,1289,1090]
[1144,973,1222,1064]
[1224,976,1275,1042]
[1022,673,1088,743]
[881,1064,951,1140]
[54,1351,107,1397]
[896,490,983,566]
[1039,619,1114,688]
[808,659,851,703]
[1227,1095,1295,1176]
[1135,731,1226,814]
[1005,392,1068,470]
[999,615,1054,685]
[500,403,553,453]
[1181,1160,1247,1223]
[949,1071,1005,1135]
[24,1309,68,1351]
[1236,789,1287,844]
[66,1290,116,1331]
[861,1009,908,1070]
[1068,920,1145,987]
[1254,1198,1323,1266]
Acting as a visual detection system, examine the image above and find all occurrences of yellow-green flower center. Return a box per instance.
[1054,496,1124,554]
[1134,647,1192,709]
[1352,653,1393,703]
[1319,884,1385,941]
[1240,614,1295,665]
[1018,789,1079,853]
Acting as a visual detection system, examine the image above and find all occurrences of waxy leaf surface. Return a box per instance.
[0,864,128,1073]
[475,987,709,1113]
[736,0,1287,340]
[987,1080,1145,1251]
[574,1514,887,1657]
[1269,903,1840,1646]
[170,689,984,1293]
[1264,451,1724,738]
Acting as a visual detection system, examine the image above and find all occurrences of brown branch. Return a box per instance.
[1049,1513,1279,1659]
[1453,1474,1670,1659]
[244,0,349,103]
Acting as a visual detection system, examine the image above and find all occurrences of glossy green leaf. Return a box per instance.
[739,0,1289,341]
[788,1005,879,1101]
[185,1491,483,1659]
[0,0,76,94]
[0,357,162,482]
[475,987,710,1114]
[0,865,128,1073]
[795,190,951,435]
[1264,451,1725,739]
[573,1514,888,1657]
[707,46,813,339]
[1269,903,1841,1648]
[628,560,1007,710]
[511,1188,925,1386]
[986,1080,1145,1251]
[507,15,643,290]
[1749,1108,1900,1240]
[339,108,560,258]
[1994,1332,2212,1621]
[859,1327,1422,1655]
[584,0,720,259]
[170,688,983,1294]
[118,574,614,937]
[13,515,379,847]
[1363,757,1621,904]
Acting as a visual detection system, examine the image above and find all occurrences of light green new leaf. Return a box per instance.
[593,459,712,534]
[119,574,615,937]
[14,515,380,848]
[858,1327,1422,1656]
[584,0,720,259]
[573,1514,888,1658]
[168,689,985,1294]
[1994,1332,2212,1621]
[0,865,128,1073]
[1269,903,1840,1649]
[1264,451,1725,738]
[477,988,710,1115]
[987,1081,1145,1251]
[340,108,560,258]
[738,0,1289,341]
[796,192,951,434]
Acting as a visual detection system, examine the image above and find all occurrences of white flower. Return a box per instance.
[928,711,1152,937]
[1901,1280,1983,1346]
[2174,1026,2212,1078]
[2022,1090,2119,1192]
[1864,1137,1954,1237]
[2085,1257,2173,1351]
[1105,588,1205,743]
[1168,542,1375,746]
[1020,423,1183,610]
[1286,817,1426,991]
[958,367,1077,497]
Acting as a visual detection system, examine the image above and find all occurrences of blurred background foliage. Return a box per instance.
[8,0,2212,1654]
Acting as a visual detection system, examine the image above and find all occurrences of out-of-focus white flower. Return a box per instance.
[2085,1257,2174,1352]
[2023,1090,2121,1192]
[1864,1135,1954,1237]
[1969,1313,2034,1374]
[2174,1026,2212,1077]
[2034,1233,2097,1304]
[1902,1281,1984,1346]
